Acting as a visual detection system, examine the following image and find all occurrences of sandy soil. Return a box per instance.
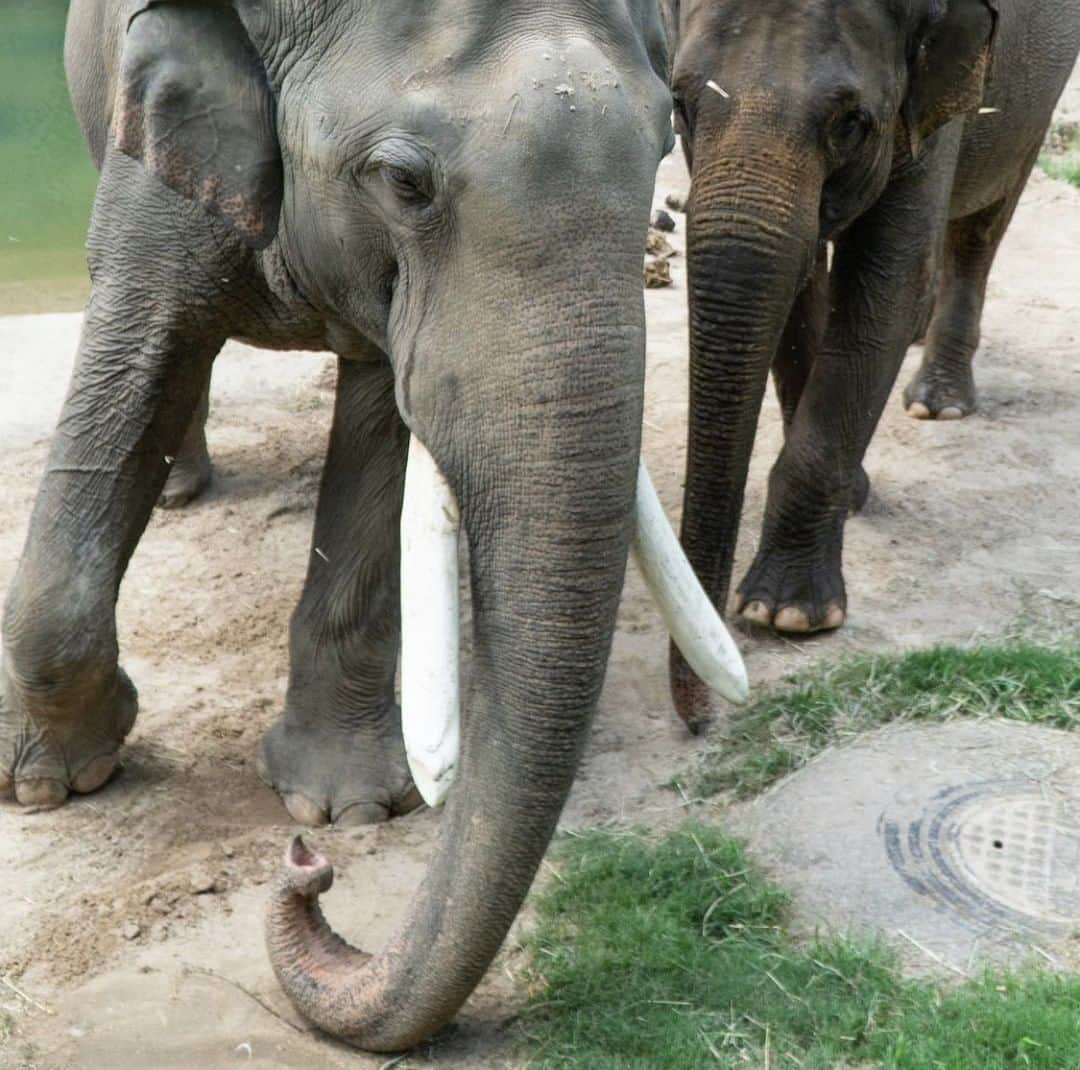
[2,92,1079,1066]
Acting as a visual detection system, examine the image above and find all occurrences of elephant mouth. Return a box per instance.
[399,436,750,806]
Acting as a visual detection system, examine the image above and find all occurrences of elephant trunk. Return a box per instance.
[267,315,644,1052]
[672,132,823,724]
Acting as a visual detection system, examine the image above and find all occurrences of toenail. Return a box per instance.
[938,406,963,420]
[741,600,772,625]
[283,792,330,827]
[907,402,930,419]
[774,607,812,633]
[334,801,390,827]
[72,753,119,794]
[16,778,69,809]
[822,605,846,630]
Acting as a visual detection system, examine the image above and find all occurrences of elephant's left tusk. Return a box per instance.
[400,434,461,808]
[631,461,750,705]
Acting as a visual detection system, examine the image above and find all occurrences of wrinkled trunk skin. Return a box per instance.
[268,300,644,1050]
[672,128,823,725]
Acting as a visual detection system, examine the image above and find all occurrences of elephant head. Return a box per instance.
[112,0,746,1051]
[665,0,996,715]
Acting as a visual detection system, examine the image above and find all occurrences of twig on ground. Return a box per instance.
[1,976,53,1015]
[896,930,971,979]
[183,965,306,1035]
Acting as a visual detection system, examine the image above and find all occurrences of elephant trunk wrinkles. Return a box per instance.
[267,319,643,1052]
[673,141,822,713]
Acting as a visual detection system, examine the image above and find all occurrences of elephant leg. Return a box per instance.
[159,379,213,509]
[903,147,1037,420]
[737,140,959,634]
[257,356,420,827]
[769,243,873,513]
[772,243,827,431]
[0,285,220,808]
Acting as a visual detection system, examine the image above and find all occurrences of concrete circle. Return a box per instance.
[733,720,1080,975]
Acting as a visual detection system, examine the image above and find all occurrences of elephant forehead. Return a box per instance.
[285,0,654,83]
[283,37,667,175]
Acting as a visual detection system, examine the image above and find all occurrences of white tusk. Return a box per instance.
[630,461,750,705]
[400,434,461,807]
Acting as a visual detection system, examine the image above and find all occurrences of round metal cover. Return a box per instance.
[734,719,1080,975]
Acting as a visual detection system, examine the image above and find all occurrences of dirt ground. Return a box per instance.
[2,88,1080,1066]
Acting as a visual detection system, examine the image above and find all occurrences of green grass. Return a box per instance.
[1041,123,1080,189]
[1041,153,1080,188]
[522,825,1080,1069]
[0,1,98,311]
[682,641,1080,800]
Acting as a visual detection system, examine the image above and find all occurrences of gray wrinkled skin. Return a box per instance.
[664,0,1080,710]
[2,0,672,1049]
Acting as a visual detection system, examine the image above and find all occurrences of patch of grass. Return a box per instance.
[1041,153,1080,188]
[522,825,1080,1069]
[1042,122,1080,189]
[684,641,1080,799]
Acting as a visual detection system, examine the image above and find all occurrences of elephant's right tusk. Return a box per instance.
[631,461,750,705]
[400,435,462,809]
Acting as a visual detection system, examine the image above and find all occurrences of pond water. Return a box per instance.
[0,1,98,314]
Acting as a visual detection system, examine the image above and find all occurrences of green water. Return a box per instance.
[0,1,98,314]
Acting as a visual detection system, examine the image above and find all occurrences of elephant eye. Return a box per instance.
[380,162,433,207]
[828,107,871,157]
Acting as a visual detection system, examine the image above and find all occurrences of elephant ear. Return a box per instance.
[114,0,282,248]
[902,0,998,157]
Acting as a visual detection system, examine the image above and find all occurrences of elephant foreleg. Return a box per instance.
[0,287,220,807]
[0,148,257,808]
[771,242,828,432]
[257,356,421,827]
[736,134,962,634]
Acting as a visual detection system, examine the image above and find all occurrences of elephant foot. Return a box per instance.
[735,541,846,635]
[257,710,422,827]
[0,668,138,809]
[159,450,213,509]
[903,363,975,421]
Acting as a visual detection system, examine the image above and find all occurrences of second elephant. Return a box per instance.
[664,0,1079,724]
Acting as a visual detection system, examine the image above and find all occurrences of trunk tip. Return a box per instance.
[279,835,335,897]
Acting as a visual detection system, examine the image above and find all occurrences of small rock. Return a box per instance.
[122,921,141,941]
[665,193,687,213]
[189,869,219,895]
[149,894,173,915]
[554,83,574,97]
[651,209,676,233]
[643,257,673,289]
[221,843,235,859]
[645,227,676,259]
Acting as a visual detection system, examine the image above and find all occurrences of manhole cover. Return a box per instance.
[883,780,1080,933]
[733,720,1080,973]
